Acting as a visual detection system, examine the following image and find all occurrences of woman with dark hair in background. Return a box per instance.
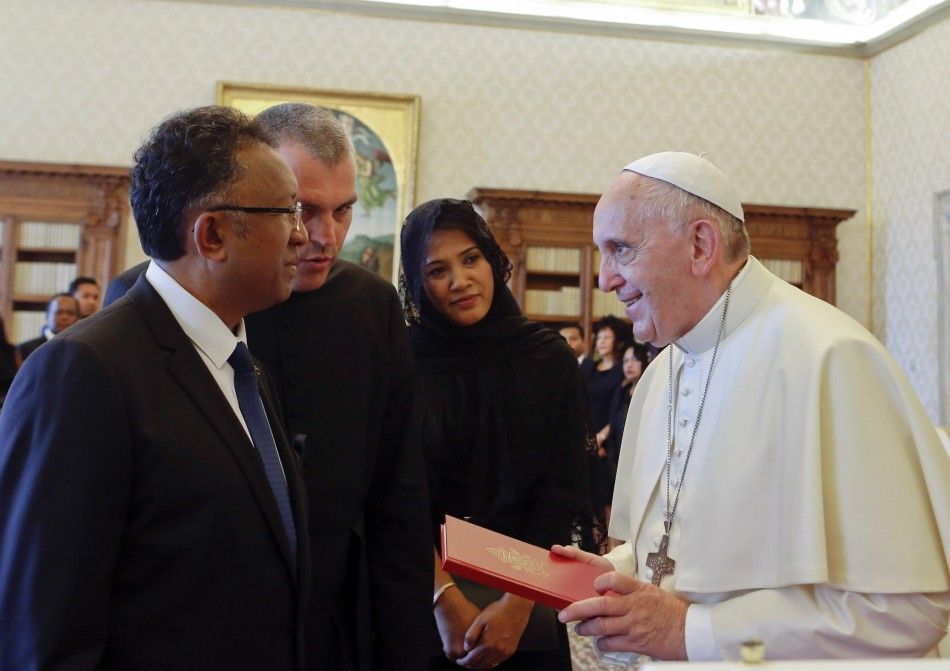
[0,316,16,409]
[400,198,588,671]
[602,343,652,508]
[586,316,629,530]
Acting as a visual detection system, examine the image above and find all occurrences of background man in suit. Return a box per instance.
[102,261,148,307]
[15,292,79,363]
[246,102,432,671]
[559,323,593,376]
[0,105,309,670]
[69,275,101,318]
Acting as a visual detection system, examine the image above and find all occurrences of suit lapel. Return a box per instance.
[126,277,299,580]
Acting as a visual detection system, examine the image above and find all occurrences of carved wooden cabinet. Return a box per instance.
[467,187,854,342]
[0,160,129,343]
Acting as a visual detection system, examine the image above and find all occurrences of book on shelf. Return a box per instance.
[760,258,803,285]
[440,515,608,610]
[18,221,81,250]
[13,261,78,296]
[591,288,626,319]
[525,246,580,274]
[11,310,46,344]
[524,286,580,316]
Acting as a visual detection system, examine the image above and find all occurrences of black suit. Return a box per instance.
[246,260,431,671]
[578,355,595,380]
[103,260,149,307]
[15,334,49,363]
[0,276,310,671]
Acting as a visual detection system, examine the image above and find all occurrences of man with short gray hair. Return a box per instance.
[555,152,950,662]
[247,102,431,671]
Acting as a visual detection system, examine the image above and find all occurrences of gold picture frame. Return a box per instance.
[217,81,421,284]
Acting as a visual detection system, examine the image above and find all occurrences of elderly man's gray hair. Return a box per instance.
[635,175,751,262]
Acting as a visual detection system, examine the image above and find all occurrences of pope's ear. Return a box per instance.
[687,218,721,277]
[192,211,229,262]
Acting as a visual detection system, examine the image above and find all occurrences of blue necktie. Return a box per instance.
[229,342,297,568]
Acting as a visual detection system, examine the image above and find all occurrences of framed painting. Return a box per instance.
[217,82,421,284]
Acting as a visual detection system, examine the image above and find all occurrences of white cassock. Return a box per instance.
[605,256,950,661]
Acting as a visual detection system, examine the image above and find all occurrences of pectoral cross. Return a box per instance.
[645,524,675,586]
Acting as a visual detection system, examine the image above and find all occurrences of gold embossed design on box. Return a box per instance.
[485,547,551,578]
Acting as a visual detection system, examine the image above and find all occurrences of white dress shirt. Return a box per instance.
[144,263,288,485]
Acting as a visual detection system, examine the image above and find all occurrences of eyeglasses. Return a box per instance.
[208,202,303,233]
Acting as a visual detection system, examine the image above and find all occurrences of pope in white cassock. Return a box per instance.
[554,152,950,662]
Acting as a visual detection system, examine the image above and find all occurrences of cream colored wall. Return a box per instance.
[0,0,868,300]
[14,0,948,416]
[869,16,950,424]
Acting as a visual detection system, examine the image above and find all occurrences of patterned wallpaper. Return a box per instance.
[5,0,943,418]
[870,16,950,422]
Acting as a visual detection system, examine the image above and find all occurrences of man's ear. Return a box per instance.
[192,211,229,262]
[687,218,722,278]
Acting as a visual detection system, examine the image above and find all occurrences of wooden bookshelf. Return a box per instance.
[467,187,854,345]
[0,160,129,344]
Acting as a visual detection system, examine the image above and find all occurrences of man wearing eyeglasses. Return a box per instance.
[0,106,310,670]
[245,103,432,671]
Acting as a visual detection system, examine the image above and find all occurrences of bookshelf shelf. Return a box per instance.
[0,160,129,344]
[526,313,585,324]
[17,248,81,260]
[13,295,58,305]
[468,187,854,347]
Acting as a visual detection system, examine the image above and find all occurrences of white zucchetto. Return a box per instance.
[623,152,745,222]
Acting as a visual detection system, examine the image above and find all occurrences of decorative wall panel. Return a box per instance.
[870,16,950,421]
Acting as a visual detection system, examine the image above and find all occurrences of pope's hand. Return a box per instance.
[555,555,690,661]
[550,543,614,570]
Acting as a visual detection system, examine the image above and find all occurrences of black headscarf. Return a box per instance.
[399,199,588,547]
[399,198,562,369]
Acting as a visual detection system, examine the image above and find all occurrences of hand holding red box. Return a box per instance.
[440,515,610,610]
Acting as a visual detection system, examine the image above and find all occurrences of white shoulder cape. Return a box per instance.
[610,257,950,593]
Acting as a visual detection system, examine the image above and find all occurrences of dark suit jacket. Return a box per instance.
[578,355,595,380]
[0,276,310,671]
[103,260,149,307]
[246,260,431,671]
[15,334,49,363]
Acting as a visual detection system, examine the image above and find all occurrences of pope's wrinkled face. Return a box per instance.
[594,173,696,347]
[422,228,495,327]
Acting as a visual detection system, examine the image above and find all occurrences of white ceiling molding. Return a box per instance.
[158,0,950,56]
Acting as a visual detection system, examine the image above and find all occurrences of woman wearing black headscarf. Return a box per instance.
[400,199,589,671]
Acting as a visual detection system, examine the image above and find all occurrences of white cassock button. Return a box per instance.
[645,568,653,580]
[653,536,661,548]
[678,417,688,427]
[685,357,696,367]
[671,477,679,487]
[681,387,691,396]
[675,448,683,457]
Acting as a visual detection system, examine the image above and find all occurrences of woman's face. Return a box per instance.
[595,328,616,358]
[422,228,495,327]
[622,346,644,383]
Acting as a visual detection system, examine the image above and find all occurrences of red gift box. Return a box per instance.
[440,515,609,610]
